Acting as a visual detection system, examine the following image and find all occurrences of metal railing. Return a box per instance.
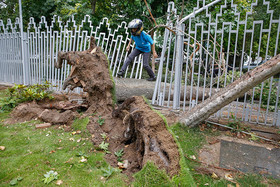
[152,0,280,126]
[0,16,145,91]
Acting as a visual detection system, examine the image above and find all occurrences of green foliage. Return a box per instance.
[42,170,59,184]
[249,132,259,141]
[97,116,105,126]
[227,115,242,132]
[101,132,107,140]
[227,115,250,132]
[76,151,89,158]
[101,166,119,179]
[133,162,173,187]
[114,149,124,162]
[9,177,23,186]
[99,141,110,153]
[0,81,53,112]
[254,79,280,111]
[219,70,243,88]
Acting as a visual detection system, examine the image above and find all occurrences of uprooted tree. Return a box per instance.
[54,36,280,176]
[54,36,181,177]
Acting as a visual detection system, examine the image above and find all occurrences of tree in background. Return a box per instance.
[0,0,168,31]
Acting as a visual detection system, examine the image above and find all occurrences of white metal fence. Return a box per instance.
[0,0,280,127]
[0,15,146,90]
[152,0,280,126]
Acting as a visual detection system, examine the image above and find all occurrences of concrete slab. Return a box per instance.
[220,140,280,179]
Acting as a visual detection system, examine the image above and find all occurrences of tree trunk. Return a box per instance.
[114,77,218,101]
[180,54,280,127]
[91,0,97,14]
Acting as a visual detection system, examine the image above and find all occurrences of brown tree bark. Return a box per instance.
[180,54,280,127]
[91,0,97,14]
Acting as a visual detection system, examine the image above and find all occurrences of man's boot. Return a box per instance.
[117,71,124,77]
[147,76,156,81]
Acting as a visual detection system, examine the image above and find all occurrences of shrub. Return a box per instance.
[0,81,54,112]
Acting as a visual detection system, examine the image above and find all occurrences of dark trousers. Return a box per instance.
[120,49,155,78]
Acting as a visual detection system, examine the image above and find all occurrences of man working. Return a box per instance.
[117,19,158,81]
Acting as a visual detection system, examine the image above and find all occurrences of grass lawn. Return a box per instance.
[1,88,279,186]
[0,117,128,186]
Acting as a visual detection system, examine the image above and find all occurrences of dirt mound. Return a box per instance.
[86,96,180,176]
[6,36,181,177]
[5,94,84,125]
[5,101,44,124]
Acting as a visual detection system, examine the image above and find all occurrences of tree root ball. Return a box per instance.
[7,36,181,177]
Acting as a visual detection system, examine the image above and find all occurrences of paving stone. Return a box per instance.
[220,140,280,179]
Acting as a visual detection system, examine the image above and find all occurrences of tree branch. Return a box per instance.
[143,0,157,26]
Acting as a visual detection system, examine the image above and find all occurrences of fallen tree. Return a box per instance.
[180,54,280,127]
[114,77,218,101]
[53,36,187,180]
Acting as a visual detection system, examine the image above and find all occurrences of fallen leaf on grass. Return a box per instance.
[0,146,5,151]
[10,177,23,186]
[69,138,74,141]
[64,157,73,163]
[211,172,219,179]
[79,156,87,163]
[56,180,63,185]
[199,124,205,131]
[225,173,233,181]
[77,138,82,143]
[72,131,77,135]
[49,150,56,154]
[189,155,196,160]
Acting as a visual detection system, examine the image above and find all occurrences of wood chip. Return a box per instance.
[90,47,97,54]
[80,80,86,87]
[69,66,76,77]
[73,77,79,83]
